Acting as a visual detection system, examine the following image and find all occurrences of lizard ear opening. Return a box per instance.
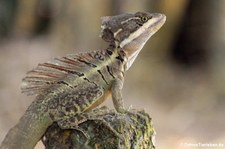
[100,28,114,42]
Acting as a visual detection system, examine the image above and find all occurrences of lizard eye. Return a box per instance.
[141,16,149,22]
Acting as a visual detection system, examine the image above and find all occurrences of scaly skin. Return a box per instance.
[0,12,166,149]
[1,47,125,149]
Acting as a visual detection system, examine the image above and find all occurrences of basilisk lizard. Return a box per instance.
[0,12,166,149]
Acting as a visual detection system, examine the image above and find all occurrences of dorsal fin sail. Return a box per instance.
[21,51,102,96]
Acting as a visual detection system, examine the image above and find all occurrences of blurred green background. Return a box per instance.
[0,0,225,148]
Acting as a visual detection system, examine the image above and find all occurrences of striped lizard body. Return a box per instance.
[1,12,166,149]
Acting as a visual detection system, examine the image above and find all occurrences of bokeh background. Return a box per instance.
[0,0,225,148]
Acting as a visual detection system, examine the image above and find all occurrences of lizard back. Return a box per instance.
[21,48,124,95]
[21,47,126,119]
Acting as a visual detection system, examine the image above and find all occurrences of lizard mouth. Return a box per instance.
[120,13,166,49]
[147,13,166,33]
[123,13,166,70]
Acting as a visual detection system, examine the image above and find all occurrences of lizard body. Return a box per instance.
[0,12,166,149]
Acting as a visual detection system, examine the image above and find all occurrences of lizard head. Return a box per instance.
[100,12,166,70]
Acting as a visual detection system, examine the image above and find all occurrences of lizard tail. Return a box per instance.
[0,99,53,149]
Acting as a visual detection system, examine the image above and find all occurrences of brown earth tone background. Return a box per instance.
[0,0,225,149]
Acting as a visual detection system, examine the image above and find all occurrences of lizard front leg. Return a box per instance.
[56,106,121,139]
[111,78,126,113]
[57,106,110,129]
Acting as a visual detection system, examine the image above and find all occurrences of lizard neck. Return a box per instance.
[1,98,53,149]
[105,43,127,77]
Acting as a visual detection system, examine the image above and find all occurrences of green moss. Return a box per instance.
[43,107,156,149]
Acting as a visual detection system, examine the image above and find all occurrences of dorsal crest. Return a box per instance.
[21,51,104,95]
